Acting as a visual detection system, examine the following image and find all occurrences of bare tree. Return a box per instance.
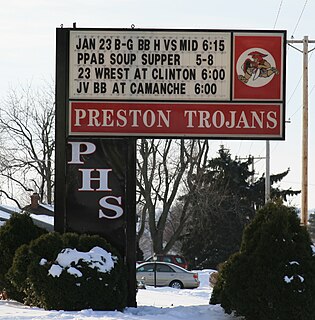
[0,83,55,207]
[136,139,209,255]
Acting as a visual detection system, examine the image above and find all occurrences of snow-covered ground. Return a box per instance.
[0,270,237,320]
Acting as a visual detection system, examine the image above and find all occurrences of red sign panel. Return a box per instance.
[233,33,284,100]
[70,101,283,138]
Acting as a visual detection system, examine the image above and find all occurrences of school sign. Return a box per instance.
[55,28,286,306]
[67,29,286,138]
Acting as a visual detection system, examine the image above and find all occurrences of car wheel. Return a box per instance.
[169,280,183,289]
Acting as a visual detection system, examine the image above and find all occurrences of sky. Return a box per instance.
[0,0,315,209]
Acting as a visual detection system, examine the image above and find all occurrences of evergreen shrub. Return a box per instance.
[0,213,47,300]
[7,232,128,311]
[210,202,315,320]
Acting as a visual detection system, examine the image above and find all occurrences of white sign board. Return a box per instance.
[69,30,231,101]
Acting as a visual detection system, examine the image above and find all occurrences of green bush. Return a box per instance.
[0,213,47,300]
[7,232,128,311]
[210,202,315,320]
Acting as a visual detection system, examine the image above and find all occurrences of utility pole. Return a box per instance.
[238,155,265,186]
[252,155,269,203]
[287,36,315,226]
[265,141,270,203]
[250,155,255,184]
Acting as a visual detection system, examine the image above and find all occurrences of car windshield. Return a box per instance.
[175,257,185,264]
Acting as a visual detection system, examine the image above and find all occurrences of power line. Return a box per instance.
[289,84,315,120]
[287,4,314,120]
[273,0,284,29]
[291,0,309,37]
[287,50,314,120]
[287,76,302,105]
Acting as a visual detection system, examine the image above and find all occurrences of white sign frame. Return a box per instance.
[69,30,232,101]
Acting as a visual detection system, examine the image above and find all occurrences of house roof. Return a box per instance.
[23,203,54,217]
[0,204,54,232]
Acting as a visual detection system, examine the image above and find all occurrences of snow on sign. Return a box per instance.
[68,29,286,139]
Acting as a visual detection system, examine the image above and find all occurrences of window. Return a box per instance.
[163,257,172,263]
[137,264,154,272]
[156,264,174,273]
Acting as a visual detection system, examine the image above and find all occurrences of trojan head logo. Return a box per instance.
[236,48,279,87]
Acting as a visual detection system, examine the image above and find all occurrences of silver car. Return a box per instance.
[136,261,200,289]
